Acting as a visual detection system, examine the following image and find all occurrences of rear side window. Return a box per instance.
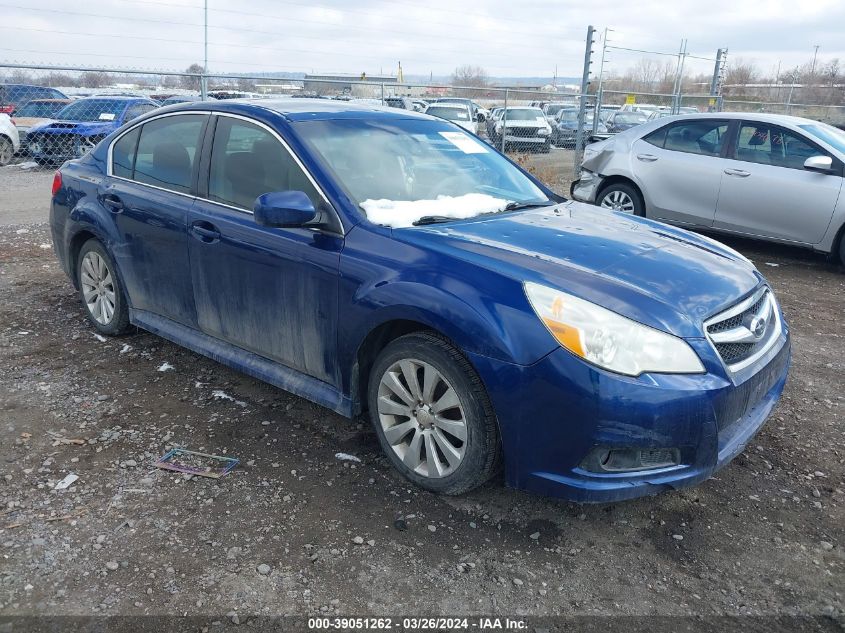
[112,127,140,179]
[643,127,668,148]
[207,117,321,210]
[663,120,729,157]
[132,114,205,194]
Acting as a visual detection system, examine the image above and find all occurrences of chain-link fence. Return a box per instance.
[0,64,587,195]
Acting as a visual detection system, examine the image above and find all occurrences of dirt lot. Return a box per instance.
[0,167,842,628]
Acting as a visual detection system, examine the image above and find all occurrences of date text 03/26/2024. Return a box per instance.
[308,617,528,630]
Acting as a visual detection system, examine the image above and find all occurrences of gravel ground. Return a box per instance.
[0,166,843,627]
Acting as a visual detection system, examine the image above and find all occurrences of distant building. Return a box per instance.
[304,73,397,97]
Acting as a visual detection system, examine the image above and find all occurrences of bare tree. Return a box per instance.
[452,65,488,88]
[181,63,205,91]
[80,71,109,89]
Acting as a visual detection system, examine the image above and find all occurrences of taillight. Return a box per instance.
[0,105,13,115]
[51,171,62,196]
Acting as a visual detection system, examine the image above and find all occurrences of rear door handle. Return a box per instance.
[102,194,124,213]
[190,221,221,243]
[724,168,750,177]
[636,153,658,162]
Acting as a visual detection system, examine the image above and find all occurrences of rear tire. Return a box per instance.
[0,136,13,166]
[838,230,845,268]
[76,239,131,336]
[367,332,501,495]
[596,182,645,217]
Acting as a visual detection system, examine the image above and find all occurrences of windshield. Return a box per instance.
[614,112,649,124]
[14,101,67,118]
[297,118,550,228]
[426,106,469,121]
[56,99,129,122]
[504,108,544,121]
[799,123,845,155]
[544,104,570,117]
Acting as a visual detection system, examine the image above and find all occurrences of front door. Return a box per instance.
[188,115,342,384]
[714,121,842,244]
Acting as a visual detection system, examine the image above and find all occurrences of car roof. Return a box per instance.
[162,98,432,122]
[645,111,826,126]
[19,98,72,103]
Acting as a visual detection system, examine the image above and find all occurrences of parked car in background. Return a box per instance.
[411,99,428,112]
[10,98,72,152]
[0,83,68,115]
[551,108,608,147]
[571,112,845,264]
[423,102,477,134]
[647,107,698,121]
[160,95,216,106]
[384,96,415,110]
[491,107,552,152]
[432,98,486,122]
[604,110,650,133]
[486,107,503,137]
[0,113,20,166]
[542,102,575,123]
[25,96,158,165]
[50,99,790,502]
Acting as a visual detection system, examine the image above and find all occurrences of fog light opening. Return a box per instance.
[581,447,681,473]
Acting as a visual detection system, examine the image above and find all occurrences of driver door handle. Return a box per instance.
[636,153,658,162]
[724,168,751,177]
[190,221,221,243]
[101,194,124,213]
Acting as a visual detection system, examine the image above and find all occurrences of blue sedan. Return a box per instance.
[49,100,790,502]
[26,96,159,164]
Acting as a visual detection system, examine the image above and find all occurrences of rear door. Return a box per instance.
[631,118,732,226]
[103,112,209,326]
[713,121,843,244]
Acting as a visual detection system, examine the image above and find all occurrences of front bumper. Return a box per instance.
[466,324,791,503]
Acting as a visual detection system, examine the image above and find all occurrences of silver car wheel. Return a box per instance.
[0,138,12,166]
[80,251,116,325]
[377,358,467,479]
[600,190,636,213]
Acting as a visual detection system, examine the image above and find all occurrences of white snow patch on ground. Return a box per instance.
[360,194,509,229]
[119,344,133,354]
[764,262,780,267]
[157,362,175,372]
[335,452,362,463]
[39,243,52,249]
[15,228,30,234]
[18,161,39,170]
[211,389,247,408]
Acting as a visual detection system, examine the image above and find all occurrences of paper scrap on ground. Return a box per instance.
[93,333,107,343]
[212,389,247,408]
[120,344,132,354]
[764,262,780,267]
[360,194,508,229]
[54,473,79,490]
[335,452,362,463]
[157,362,175,372]
[154,448,239,479]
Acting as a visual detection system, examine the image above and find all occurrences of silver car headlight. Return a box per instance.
[524,282,705,377]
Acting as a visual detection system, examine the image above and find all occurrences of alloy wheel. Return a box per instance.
[377,358,467,479]
[80,251,116,325]
[600,190,636,213]
[0,138,12,166]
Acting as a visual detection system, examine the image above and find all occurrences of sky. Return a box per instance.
[2,0,844,81]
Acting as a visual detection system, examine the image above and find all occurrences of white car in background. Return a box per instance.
[0,113,20,166]
[423,103,477,134]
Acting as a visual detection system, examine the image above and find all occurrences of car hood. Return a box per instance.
[29,120,118,135]
[14,116,54,129]
[397,201,762,338]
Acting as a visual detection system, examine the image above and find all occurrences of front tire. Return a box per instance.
[76,239,130,335]
[597,182,645,216]
[0,136,13,166]
[367,332,501,495]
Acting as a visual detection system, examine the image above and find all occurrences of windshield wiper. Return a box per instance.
[412,215,458,226]
[503,200,556,212]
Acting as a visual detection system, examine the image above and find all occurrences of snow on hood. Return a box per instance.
[360,194,509,229]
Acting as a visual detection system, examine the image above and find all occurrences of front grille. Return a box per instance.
[506,126,540,137]
[705,287,781,372]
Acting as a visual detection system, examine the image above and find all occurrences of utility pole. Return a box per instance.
[575,25,595,176]
[812,45,820,74]
[593,27,611,133]
[201,0,208,100]
[671,39,687,114]
[709,48,726,112]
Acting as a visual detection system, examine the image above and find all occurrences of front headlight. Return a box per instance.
[538,127,551,136]
[524,282,705,376]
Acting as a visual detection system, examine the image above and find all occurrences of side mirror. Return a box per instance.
[803,155,833,173]
[253,191,317,228]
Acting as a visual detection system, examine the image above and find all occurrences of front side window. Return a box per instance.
[663,120,728,156]
[208,117,321,211]
[736,123,830,169]
[132,114,205,193]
